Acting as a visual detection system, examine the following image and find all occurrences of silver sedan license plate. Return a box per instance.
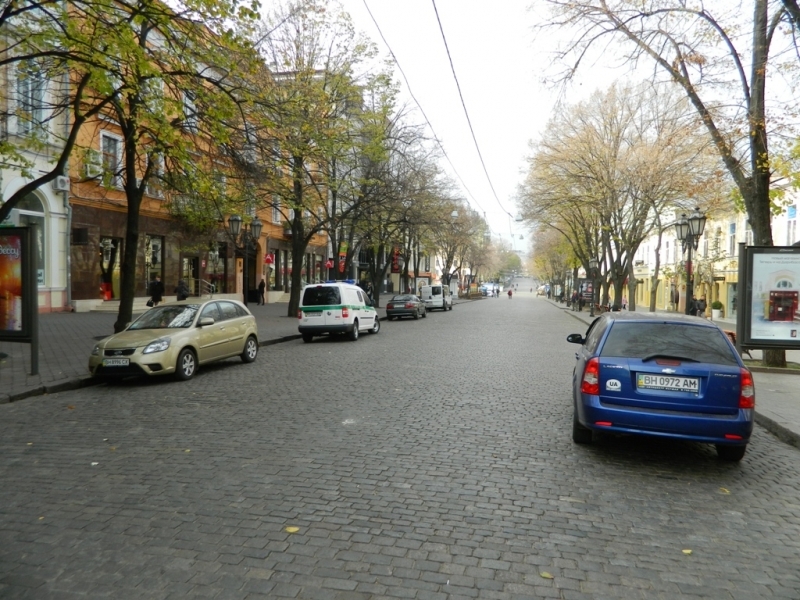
[637,374,698,392]
[102,358,130,367]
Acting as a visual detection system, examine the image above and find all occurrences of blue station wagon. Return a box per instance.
[567,312,755,461]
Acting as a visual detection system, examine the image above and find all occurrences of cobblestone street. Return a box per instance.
[1,296,799,599]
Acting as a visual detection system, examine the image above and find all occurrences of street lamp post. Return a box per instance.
[228,215,263,306]
[397,256,406,293]
[209,244,220,296]
[674,207,707,315]
[589,257,599,317]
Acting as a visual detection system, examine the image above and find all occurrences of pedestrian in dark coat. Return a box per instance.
[696,296,707,317]
[174,279,190,301]
[149,275,165,306]
[258,278,266,305]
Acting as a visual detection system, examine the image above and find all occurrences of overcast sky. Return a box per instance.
[337,0,572,254]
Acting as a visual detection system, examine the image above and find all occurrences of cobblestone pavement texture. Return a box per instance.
[1,293,800,599]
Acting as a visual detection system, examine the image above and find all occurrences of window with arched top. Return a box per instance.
[775,279,793,289]
[14,193,46,286]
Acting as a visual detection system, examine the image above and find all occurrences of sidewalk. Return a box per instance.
[0,296,468,404]
[551,299,800,451]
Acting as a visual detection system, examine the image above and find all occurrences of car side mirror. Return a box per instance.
[198,317,215,327]
[566,333,585,345]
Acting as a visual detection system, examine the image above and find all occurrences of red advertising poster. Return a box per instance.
[0,232,23,332]
[391,247,400,273]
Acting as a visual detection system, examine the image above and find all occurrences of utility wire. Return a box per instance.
[361,0,490,223]
[431,0,513,219]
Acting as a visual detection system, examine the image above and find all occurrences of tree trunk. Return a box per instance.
[287,155,306,317]
[288,227,306,317]
[114,196,142,333]
[764,348,787,368]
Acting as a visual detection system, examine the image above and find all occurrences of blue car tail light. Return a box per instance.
[739,368,755,409]
[581,357,600,395]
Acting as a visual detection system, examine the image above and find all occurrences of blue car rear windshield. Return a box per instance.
[600,322,739,365]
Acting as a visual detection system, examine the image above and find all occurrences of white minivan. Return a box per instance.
[298,280,380,342]
[420,284,453,311]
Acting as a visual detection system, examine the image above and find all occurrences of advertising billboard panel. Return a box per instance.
[743,246,800,349]
[0,227,34,341]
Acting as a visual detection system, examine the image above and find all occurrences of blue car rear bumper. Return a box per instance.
[578,394,753,445]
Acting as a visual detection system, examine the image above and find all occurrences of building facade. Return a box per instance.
[631,200,799,317]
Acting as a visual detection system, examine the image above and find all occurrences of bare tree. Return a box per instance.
[520,82,723,309]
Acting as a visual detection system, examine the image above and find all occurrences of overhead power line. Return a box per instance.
[361,0,490,223]
[430,0,513,219]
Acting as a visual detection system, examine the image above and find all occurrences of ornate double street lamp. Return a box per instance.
[674,207,707,315]
[588,256,599,317]
[228,215,262,306]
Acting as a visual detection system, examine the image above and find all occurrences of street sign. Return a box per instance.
[264,253,274,265]
[325,259,334,268]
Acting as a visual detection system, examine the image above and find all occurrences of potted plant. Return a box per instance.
[711,300,724,320]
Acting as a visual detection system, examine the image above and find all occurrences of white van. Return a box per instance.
[298,280,380,342]
[420,284,453,311]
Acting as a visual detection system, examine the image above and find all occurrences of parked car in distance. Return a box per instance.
[567,312,754,461]
[386,295,427,320]
[89,299,259,381]
[298,280,380,342]
[419,284,453,311]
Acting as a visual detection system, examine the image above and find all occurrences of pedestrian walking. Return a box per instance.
[174,279,190,301]
[696,295,707,318]
[258,278,266,305]
[507,289,513,299]
[148,275,164,307]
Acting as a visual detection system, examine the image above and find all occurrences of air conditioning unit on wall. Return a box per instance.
[51,176,71,192]
[85,162,102,178]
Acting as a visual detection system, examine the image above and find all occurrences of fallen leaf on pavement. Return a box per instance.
[682,549,692,555]
[540,572,554,579]
[285,526,299,533]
